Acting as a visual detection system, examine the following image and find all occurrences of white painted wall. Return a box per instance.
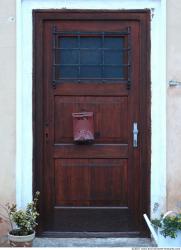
[17,0,166,217]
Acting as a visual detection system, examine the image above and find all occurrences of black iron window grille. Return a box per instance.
[52,26,131,89]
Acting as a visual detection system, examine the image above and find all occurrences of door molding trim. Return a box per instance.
[16,0,166,221]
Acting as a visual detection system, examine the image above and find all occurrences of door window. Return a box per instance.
[53,31,131,83]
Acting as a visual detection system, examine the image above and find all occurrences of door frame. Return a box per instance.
[33,10,151,237]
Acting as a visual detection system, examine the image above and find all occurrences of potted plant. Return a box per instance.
[0,191,40,247]
[144,211,181,247]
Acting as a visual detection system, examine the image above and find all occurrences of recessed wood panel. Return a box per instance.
[54,96,128,144]
[55,159,90,206]
[90,159,128,205]
[54,159,128,206]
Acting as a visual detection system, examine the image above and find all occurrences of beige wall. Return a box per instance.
[0,0,16,235]
[167,0,181,211]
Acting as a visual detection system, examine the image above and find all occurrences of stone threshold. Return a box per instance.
[33,237,156,247]
[0,235,156,247]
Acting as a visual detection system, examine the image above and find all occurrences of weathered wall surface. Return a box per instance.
[0,0,16,235]
[167,0,181,211]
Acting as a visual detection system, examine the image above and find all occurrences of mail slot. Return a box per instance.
[72,112,94,144]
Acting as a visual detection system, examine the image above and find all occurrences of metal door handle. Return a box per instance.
[133,122,138,147]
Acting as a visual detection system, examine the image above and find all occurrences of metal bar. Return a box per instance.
[78,33,80,83]
[53,64,131,67]
[102,32,105,82]
[52,25,57,88]
[127,26,131,90]
[52,48,131,51]
[53,78,127,81]
[52,31,130,36]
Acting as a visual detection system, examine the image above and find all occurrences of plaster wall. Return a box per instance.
[167,0,181,211]
[0,0,16,235]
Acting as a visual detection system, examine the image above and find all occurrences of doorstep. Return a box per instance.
[0,235,156,247]
[33,237,156,247]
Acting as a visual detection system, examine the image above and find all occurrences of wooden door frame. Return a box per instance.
[33,10,151,237]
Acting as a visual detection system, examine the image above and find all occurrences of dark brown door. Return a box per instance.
[33,10,150,237]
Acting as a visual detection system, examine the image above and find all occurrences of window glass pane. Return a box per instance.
[56,35,126,80]
[80,50,101,65]
[104,37,123,49]
[104,51,123,65]
[80,66,102,78]
[103,66,123,78]
[80,37,102,48]
[60,66,78,78]
[60,50,79,64]
[60,37,78,48]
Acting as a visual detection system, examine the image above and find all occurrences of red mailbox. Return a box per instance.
[72,112,94,144]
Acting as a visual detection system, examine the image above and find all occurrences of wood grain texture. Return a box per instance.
[54,159,128,206]
[53,144,128,158]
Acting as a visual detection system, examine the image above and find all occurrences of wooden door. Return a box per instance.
[33,10,150,237]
